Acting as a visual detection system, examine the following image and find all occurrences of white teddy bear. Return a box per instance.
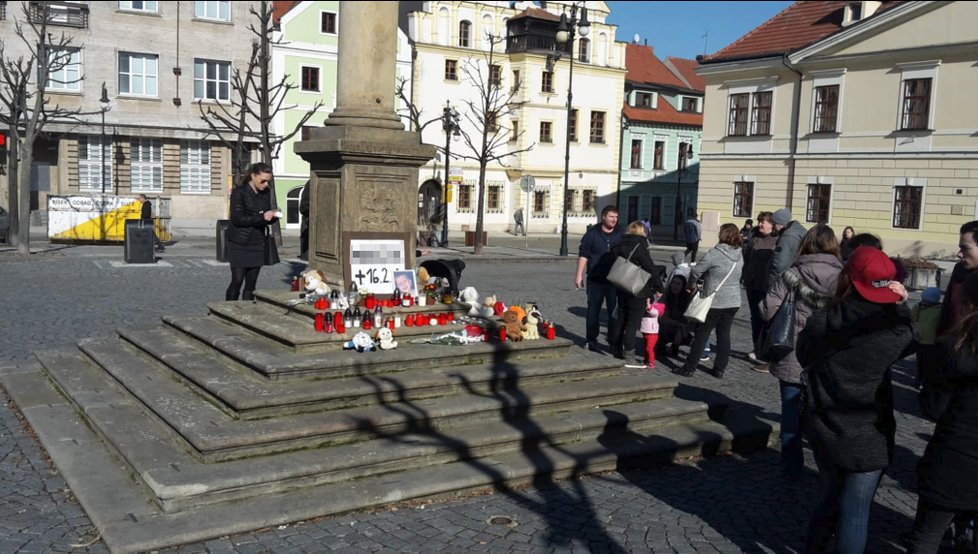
[301,269,331,297]
[376,327,398,350]
[459,286,482,317]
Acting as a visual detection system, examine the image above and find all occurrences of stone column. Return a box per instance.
[296,2,436,289]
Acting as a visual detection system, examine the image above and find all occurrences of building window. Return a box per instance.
[509,120,518,143]
[728,93,749,136]
[78,136,112,192]
[539,121,553,143]
[458,184,473,210]
[131,138,162,193]
[813,85,839,133]
[287,187,302,225]
[900,78,931,130]
[566,189,578,213]
[119,1,158,12]
[533,189,549,216]
[635,91,655,108]
[487,111,498,133]
[653,140,664,169]
[678,142,691,171]
[444,59,458,81]
[630,139,642,169]
[194,59,231,101]
[568,109,578,142]
[194,1,229,21]
[180,141,210,194]
[47,48,81,92]
[541,71,553,93]
[458,20,471,47]
[806,184,831,223]
[751,91,772,135]
[733,181,753,218]
[300,66,320,92]
[578,38,590,63]
[511,69,521,91]
[582,189,595,213]
[681,96,698,112]
[118,52,158,97]
[893,185,923,229]
[320,11,337,34]
[487,184,501,211]
[589,111,605,144]
[490,64,501,86]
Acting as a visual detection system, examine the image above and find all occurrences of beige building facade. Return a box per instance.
[0,1,258,231]
[696,1,978,257]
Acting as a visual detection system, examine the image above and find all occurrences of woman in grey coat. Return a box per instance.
[676,223,744,378]
[760,224,843,480]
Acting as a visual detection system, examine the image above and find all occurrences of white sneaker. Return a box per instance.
[747,351,758,362]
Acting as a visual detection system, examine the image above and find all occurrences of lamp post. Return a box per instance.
[672,141,693,241]
[441,101,460,247]
[554,3,589,257]
[99,82,111,195]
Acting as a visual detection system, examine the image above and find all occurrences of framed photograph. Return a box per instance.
[392,270,418,298]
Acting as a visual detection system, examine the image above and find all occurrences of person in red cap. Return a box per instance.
[797,246,915,554]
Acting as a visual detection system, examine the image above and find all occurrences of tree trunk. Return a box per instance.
[258,1,281,247]
[16,135,32,254]
[474,162,486,255]
[7,131,19,248]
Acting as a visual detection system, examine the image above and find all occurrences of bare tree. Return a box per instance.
[453,34,533,254]
[196,0,323,245]
[0,2,86,254]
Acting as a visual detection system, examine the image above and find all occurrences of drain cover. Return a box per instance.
[487,515,516,526]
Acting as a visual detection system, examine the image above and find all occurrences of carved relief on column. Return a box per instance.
[352,170,412,231]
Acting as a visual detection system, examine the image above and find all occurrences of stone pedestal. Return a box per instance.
[295,126,436,285]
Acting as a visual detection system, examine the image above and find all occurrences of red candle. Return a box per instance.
[447,311,455,322]
[402,296,414,307]
[324,318,333,334]
[333,311,343,330]
[387,319,395,330]
[314,297,327,310]
[405,314,415,327]
[437,314,448,326]
[363,318,373,330]
[314,313,325,332]
[498,328,507,342]
[365,295,376,310]
[336,323,345,335]
[546,324,556,340]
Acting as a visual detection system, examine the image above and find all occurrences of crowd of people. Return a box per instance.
[578,204,978,553]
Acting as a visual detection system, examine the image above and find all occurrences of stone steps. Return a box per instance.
[3,362,776,554]
[164,314,572,381]
[119,326,625,419]
[43,341,678,461]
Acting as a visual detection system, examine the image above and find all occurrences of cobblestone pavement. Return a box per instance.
[0,240,933,553]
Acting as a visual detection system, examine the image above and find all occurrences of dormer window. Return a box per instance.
[843,2,880,26]
[634,91,656,109]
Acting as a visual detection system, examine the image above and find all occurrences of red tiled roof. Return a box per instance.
[272,0,301,23]
[665,57,705,92]
[702,1,901,63]
[623,99,702,128]
[511,7,561,22]
[625,44,687,89]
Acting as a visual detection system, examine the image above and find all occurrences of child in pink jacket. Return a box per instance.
[641,299,665,369]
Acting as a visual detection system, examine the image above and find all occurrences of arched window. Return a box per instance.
[286,186,303,228]
[437,8,450,46]
[459,20,472,47]
[578,38,590,63]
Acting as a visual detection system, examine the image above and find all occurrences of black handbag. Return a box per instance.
[263,227,280,266]
[758,288,796,362]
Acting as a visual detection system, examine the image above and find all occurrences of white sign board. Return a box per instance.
[349,239,406,294]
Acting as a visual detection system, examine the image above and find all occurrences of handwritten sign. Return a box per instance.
[349,239,406,294]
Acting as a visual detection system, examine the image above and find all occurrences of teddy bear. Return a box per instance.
[502,308,525,342]
[476,294,497,319]
[376,327,398,350]
[301,269,331,297]
[458,286,486,317]
[343,331,376,352]
[523,302,541,340]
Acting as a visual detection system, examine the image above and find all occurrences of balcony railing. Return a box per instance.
[506,33,570,56]
[29,1,89,29]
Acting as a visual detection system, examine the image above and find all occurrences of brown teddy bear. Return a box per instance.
[502,308,525,342]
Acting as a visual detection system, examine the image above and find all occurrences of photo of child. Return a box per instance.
[393,270,418,298]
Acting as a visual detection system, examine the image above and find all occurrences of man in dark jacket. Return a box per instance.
[682,212,701,262]
[575,205,623,352]
[767,208,805,287]
[137,194,164,252]
[939,220,978,333]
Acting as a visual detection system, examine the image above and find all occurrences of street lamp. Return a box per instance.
[441,101,460,247]
[99,81,111,195]
[554,3,589,257]
[672,141,693,241]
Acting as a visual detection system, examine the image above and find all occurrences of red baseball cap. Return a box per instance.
[846,246,901,304]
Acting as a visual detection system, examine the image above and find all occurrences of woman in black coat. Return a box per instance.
[908,271,978,552]
[608,221,664,366]
[225,163,280,301]
[797,246,914,554]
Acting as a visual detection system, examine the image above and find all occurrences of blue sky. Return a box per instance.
[604,1,794,61]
